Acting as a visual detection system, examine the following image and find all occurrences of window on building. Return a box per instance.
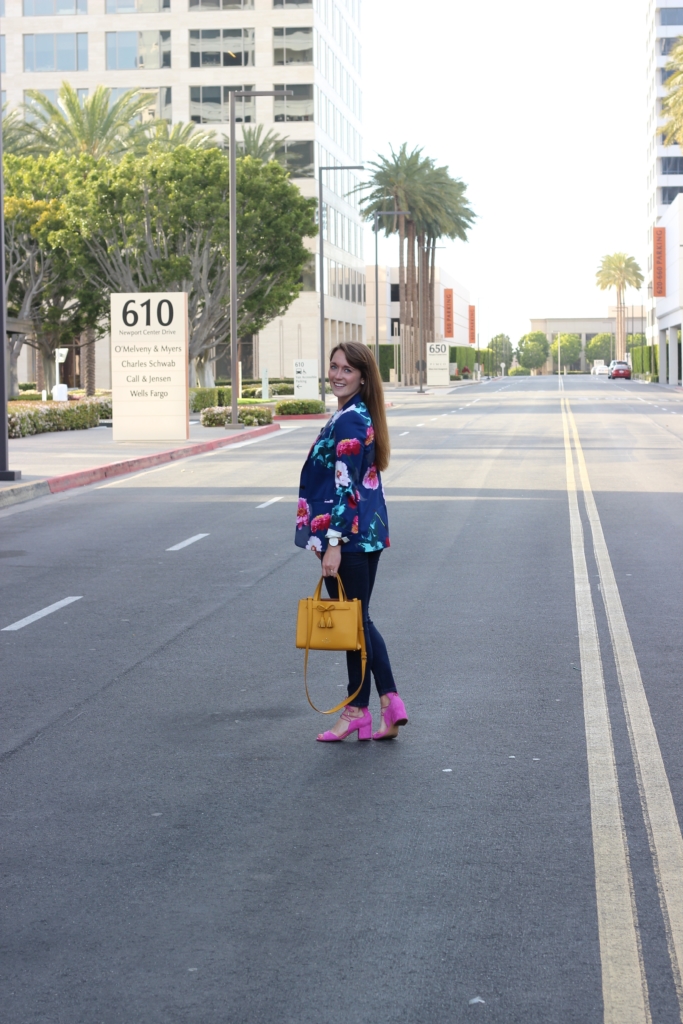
[661,36,680,55]
[274,0,312,6]
[0,36,4,74]
[24,0,87,13]
[274,83,313,121]
[106,31,171,69]
[390,283,399,302]
[189,0,253,7]
[190,84,253,123]
[275,139,314,176]
[662,185,683,204]
[662,67,675,84]
[189,27,254,67]
[662,9,683,25]
[300,254,316,290]
[24,33,88,71]
[106,0,169,12]
[110,85,171,120]
[662,156,683,174]
[273,26,313,64]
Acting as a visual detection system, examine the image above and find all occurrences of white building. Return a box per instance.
[647,2,683,381]
[365,264,471,346]
[4,0,366,385]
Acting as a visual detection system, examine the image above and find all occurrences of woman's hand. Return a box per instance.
[321,544,342,577]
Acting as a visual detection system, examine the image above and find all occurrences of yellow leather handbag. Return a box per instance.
[296,575,367,714]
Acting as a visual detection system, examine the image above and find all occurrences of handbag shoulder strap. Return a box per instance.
[303,575,367,715]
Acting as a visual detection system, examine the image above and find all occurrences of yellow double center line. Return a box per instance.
[562,395,683,1023]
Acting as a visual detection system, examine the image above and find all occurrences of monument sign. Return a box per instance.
[110,292,189,441]
[426,341,450,386]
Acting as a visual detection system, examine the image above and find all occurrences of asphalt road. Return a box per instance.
[2,375,683,1023]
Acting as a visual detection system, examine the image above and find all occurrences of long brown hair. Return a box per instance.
[330,341,390,471]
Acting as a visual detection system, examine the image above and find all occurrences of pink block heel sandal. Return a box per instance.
[372,693,409,740]
[317,706,373,742]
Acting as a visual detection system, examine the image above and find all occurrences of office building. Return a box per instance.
[647,2,683,381]
[4,0,366,385]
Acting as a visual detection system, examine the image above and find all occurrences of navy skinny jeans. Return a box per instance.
[323,550,397,708]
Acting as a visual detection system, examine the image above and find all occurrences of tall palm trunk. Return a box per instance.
[398,211,406,340]
[616,285,626,361]
[428,237,436,344]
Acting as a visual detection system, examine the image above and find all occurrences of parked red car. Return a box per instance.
[608,361,631,380]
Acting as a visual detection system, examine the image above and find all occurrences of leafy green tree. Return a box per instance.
[62,146,317,384]
[586,333,613,364]
[626,332,646,351]
[4,153,105,392]
[489,333,513,372]
[551,333,582,369]
[20,84,153,160]
[595,253,643,361]
[517,331,549,370]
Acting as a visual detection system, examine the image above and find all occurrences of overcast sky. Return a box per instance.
[360,0,646,345]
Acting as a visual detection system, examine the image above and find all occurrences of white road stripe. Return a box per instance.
[399,431,409,436]
[561,398,650,1023]
[166,533,209,551]
[256,496,283,508]
[416,423,425,427]
[2,596,83,632]
[567,397,683,1015]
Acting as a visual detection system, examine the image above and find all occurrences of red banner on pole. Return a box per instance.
[653,227,666,297]
[444,289,454,338]
[468,305,476,346]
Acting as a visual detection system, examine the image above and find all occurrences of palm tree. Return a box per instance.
[2,106,33,156]
[357,144,430,343]
[144,119,218,152]
[20,83,153,160]
[237,124,287,161]
[359,145,475,379]
[596,253,643,361]
[662,39,683,144]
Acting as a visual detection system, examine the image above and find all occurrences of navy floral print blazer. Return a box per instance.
[295,396,390,554]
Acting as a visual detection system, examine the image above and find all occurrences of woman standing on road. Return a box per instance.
[295,341,409,743]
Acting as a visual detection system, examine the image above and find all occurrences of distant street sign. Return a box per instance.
[110,292,189,442]
[293,359,319,400]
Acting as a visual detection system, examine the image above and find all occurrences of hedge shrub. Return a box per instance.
[508,366,531,376]
[200,405,273,427]
[275,399,326,415]
[190,386,232,412]
[19,382,37,391]
[9,391,44,401]
[8,400,101,438]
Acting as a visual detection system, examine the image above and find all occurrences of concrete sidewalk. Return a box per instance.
[0,422,281,509]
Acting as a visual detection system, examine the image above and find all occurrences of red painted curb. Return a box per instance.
[273,413,330,421]
[46,423,281,495]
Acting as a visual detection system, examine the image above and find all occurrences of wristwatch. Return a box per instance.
[328,537,340,547]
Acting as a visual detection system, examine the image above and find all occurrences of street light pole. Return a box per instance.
[0,59,21,480]
[418,239,425,393]
[318,163,363,405]
[372,209,408,371]
[229,88,292,427]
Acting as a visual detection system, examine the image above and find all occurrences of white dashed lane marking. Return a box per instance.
[2,596,83,632]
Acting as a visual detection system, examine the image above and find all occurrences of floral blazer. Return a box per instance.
[295,397,390,554]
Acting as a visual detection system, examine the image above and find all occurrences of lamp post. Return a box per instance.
[318,163,363,405]
[0,60,21,480]
[229,89,292,427]
[372,209,408,372]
